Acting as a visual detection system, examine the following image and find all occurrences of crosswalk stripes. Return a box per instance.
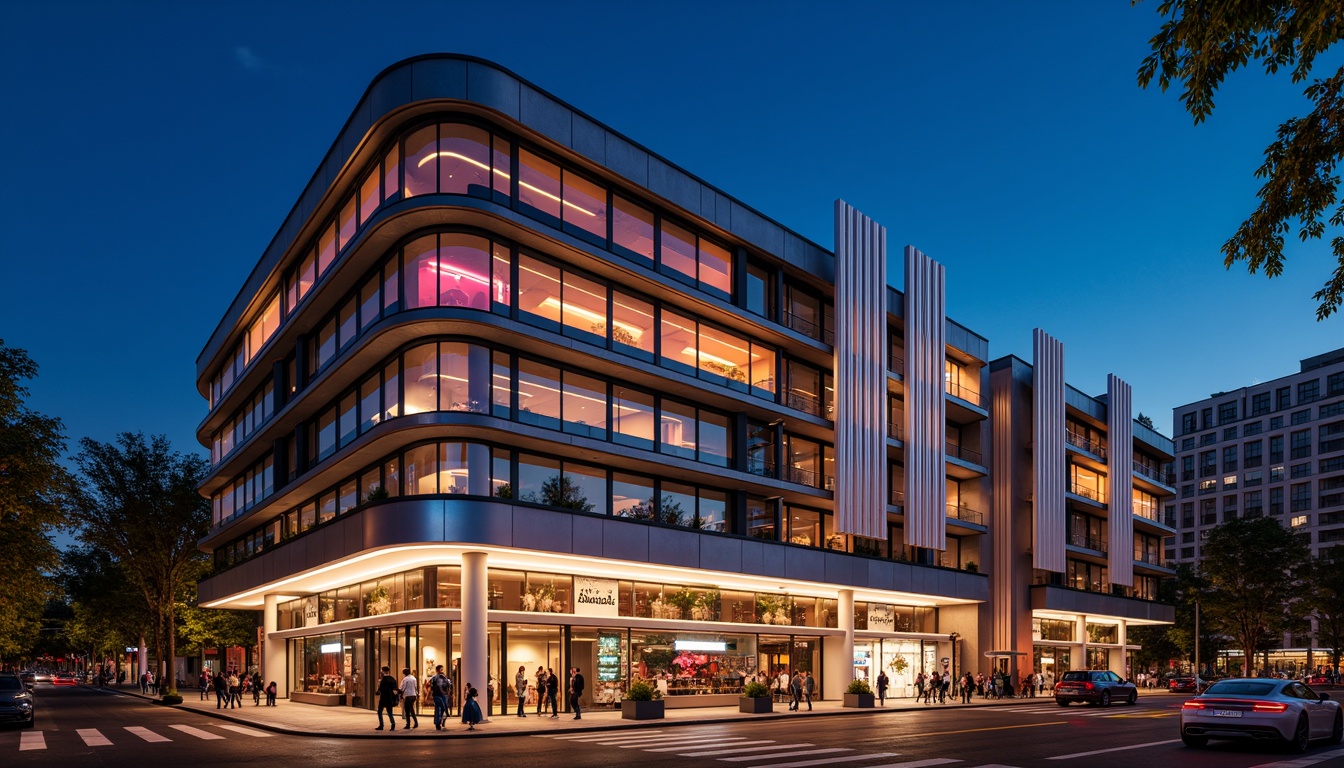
[77,728,112,746]
[719,747,853,763]
[618,737,750,749]
[9,722,274,751]
[862,760,962,768]
[168,724,225,740]
[644,739,782,753]
[764,752,900,768]
[214,724,273,738]
[18,731,45,751]
[125,726,172,742]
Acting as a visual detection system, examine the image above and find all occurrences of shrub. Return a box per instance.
[159,693,183,706]
[625,679,659,701]
[845,679,873,695]
[742,681,770,698]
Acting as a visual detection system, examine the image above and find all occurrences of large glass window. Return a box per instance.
[437,233,491,309]
[518,149,562,221]
[611,291,655,358]
[517,255,562,329]
[562,372,607,439]
[562,171,607,241]
[404,126,438,197]
[660,400,696,459]
[659,220,697,283]
[660,309,698,375]
[403,343,438,415]
[561,272,607,341]
[404,234,439,310]
[613,387,655,449]
[612,197,654,263]
[698,410,731,466]
[437,123,491,195]
[698,239,732,297]
[518,360,561,429]
[405,444,438,495]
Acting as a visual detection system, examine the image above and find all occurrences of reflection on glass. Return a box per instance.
[562,171,607,240]
[660,220,696,282]
[437,123,491,195]
[613,387,655,449]
[612,197,654,262]
[437,234,491,309]
[518,150,561,220]
[404,126,437,197]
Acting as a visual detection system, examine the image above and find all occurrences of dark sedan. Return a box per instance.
[0,674,35,728]
[1169,677,1208,693]
[1055,669,1138,707]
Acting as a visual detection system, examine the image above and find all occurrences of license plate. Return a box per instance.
[1211,709,1242,718]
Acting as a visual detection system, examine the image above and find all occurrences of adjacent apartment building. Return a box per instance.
[1168,347,1344,672]
[194,54,1173,713]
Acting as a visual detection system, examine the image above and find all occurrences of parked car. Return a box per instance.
[18,672,34,692]
[1181,678,1342,752]
[1169,677,1209,694]
[52,673,78,687]
[1055,669,1138,707]
[0,674,35,729]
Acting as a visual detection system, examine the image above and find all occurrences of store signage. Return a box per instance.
[303,597,318,628]
[674,640,726,652]
[574,577,619,618]
[597,633,622,682]
[320,643,341,654]
[867,603,895,632]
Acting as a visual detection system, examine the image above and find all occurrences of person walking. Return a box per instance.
[775,668,790,704]
[876,670,889,707]
[929,672,941,704]
[251,671,263,705]
[265,680,277,706]
[514,665,528,717]
[399,667,420,729]
[461,682,482,730]
[375,666,399,731]
[569,667,585,720]
[198,671,209,701]
[214,671,229,709]
[534,666,547,715]
[789,670,802,711]
[545,667,559,718]
[430,665,451,731]
[961,672,974,703]
[802,671,814,711]
[228,670,241,708]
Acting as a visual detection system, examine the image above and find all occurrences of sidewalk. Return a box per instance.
[94,685,1186,740]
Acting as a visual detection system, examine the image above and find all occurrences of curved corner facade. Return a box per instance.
[194,54,1170,714]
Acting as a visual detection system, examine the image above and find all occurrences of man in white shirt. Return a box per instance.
[399,668,420,729]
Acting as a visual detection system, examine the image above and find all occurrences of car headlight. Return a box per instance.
[16,701,33,711]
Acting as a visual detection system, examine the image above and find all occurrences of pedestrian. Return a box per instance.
[462,683,483,731]
[265,680,277,706]
[252,671,263,706]
[930,672,942,704]
[545,667,559,718]
[961,672,974,704]
[534,666,547,715]
[789,670,802,711]
[374,666,399,731]
[775,668,789,704]
[569,667,585,720]
[430,665,451,730]
[198,671,209,701]
[876,670,889,706]
[514,665,528,717]
[915,671,925,703]
[802,671,814,711]
[228,670,241,708]
[400,667,420,729]
[214,670,229,709]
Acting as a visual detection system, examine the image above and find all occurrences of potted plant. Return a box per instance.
[739,681,773,713]
[963,560,979,573]
[843,678,875,708]
[621,679,664,720]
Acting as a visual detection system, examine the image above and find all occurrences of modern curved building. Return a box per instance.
[195,54,1173,712]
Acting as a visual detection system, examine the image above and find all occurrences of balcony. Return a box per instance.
[1132,461,1174,486]
[1068,483,1105,505]
[747,458,775,479]
[783,310,833,346]
[1132,504,1161,523]
[1134,548,1162,566]
[783,465,833,491]
[890,489,905,508]
[947,503,984,526]
[1066,431,1107,459]
[1068,531,1107,552]
[888,353,904,376]
[888,412,904,441]
[945,379,982,406]
[784,389,829,419]
[946,443,983,465]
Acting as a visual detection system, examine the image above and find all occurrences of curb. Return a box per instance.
[90,686,1180,740]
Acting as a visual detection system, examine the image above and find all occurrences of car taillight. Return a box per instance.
[1252,702,1287,713]
[1084,682,1095,690]
[1182,701,1205,710]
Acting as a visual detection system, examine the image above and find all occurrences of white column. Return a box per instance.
[903,246,947,550]
[1116,621,1129,679]
[824,590,856,700]
[1107,374,1135,587]
[138,638,147,685]
[461,551,489,710]
[1032,329,1066,572]
[263,594,287,697]
[1077,615,1087,671]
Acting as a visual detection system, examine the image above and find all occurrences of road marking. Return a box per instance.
[892,721,1066,739]
[214,724,273,738]
[552,731,667,740]
[677,743,815,757]
[77,728,112,746]
[168,724,225,740]
[644,740,782,753]
[1246,749,1344,768]
[19,731,46,751]
[1045,738,1181,760]
[125,726,171,742]
[620,736,750,748]
[761,752,901,768]
[861,760,963,768]
[719,747,853,762]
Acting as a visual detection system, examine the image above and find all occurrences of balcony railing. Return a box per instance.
[1068,532,1107,552]
[888,354,904,375]
[1134,548,1162,566]
[784,389,826,418]
[945,379,982,406]
[1068,483,1105,504]
[782,310,833,345]
[1066,431,1107,459]
[947,503,984,526]
[890,489,905,507]
[888,413,904,441]
[1132,504,1160,522]
[1133,461,1174,485]
[746,458,776,479]
[947,443,983,465]
[783,465,832,491]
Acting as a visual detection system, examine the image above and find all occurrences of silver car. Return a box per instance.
[1180,678,1343,753]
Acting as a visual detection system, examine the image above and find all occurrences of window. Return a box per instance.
[1291,483,1311,512]
[1323,401,1344,419]
[1181,413,1197,435]
[1272,416,1284,430]
[1223,426,1237,440]
[1199,479,1216,495]
[1245,440,1262,468]
[560,169,607,243]
[1201,433,1217,446]
[611,196,654,263]
[1181,455,1194,481]
[1218,401,1237,424]
[1329,372,1344,396]
[1251,392,1271,416]
[517,149,562,221]
[560,271,608,342]
[1223,474,1238,490]
[1277,386,1292,410]
[1299,379,1320,404]
[746,496,775,540]
[1245,421,1263,436]
[1291,429,1312,459]
[1271,465,1285,482]
[561,371,607,439]
[1245,490,1263,516]
[612,386,655,450]
[659,220,697,284]
[1199,450,1216,477]
[1292,409,1311,426]
[1223,445,1237,472]
[610,291,655,359]
[745,261,774,319]
[1200,407,1213,430]
[1291,514,1309,528]
[517,360,561,430]
[1271,435,1284,463]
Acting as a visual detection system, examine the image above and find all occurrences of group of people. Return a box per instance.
[375,665,588,732]
[757,669,815,711]
[198,668,277,708]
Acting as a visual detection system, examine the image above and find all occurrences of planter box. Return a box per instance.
[843,693,875,708]
[621,699,665,720]
[290,691,344,706]
[739,696,773,714]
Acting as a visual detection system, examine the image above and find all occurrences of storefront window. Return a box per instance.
[631,632,756,698]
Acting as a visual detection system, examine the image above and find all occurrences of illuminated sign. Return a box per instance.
[320,643,341,654]
[674,640,726,652]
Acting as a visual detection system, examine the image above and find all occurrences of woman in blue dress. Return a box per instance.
[461,682,483,730]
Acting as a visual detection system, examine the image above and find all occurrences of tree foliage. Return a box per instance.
[1198,517,1310,675]
[1137,0,1344,319]
[176,560,256,657]
[0,340,67,660]
[58,546,150,664]
[67,434,210,694]
[1306,555,1344,673]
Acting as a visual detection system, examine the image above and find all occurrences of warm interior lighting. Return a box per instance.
[415,150,595,216]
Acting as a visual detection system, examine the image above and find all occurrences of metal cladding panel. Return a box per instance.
[990,368,1016,652]
[903,245,946,549]
[833,200,887,540]
[1107,374,1135,586]
[1032,329,1066,572]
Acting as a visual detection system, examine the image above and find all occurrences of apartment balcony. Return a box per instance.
[887,353,904,379]
[1132,460,1176,492]
[946,443,987,479]
[783,465,833,491]
[945,380,989,424]
[784,389,831,419]
[890,489,905,509]
[947,502,985,528]
[1067,483,1106,508]
[1065,431,1107,460]
[782,310,833,346]
[1133,505,1175,534]
[1133,548,1161,566]
[888,412,904,442]
[1068,531,1107,552]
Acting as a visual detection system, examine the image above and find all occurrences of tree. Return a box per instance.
[0,340,68,660]
[537,474,594,513]
[1135,413,1155,430]
[1137,1,1344,319]
[1198,517,1310,675]
[176,560,256,662]
[1305,555,1344,676]
[67,433,210,695]
[58,546,151,674]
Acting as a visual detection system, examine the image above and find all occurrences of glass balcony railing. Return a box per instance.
[944,379,982,405]
[888,413,904,441]
[1065,431,1107,459]
[1132,461,1174,486]
[1068,532,1107,552]
[946,443,983,465]
[782,311,834,346]
[1133,548,1162,566]
[1068,484,1105,504]
[947,503,984,526]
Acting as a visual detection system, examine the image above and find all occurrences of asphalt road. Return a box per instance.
[5,685,1343,768]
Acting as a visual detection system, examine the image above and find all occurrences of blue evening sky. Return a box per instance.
[2,1,1340,461]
